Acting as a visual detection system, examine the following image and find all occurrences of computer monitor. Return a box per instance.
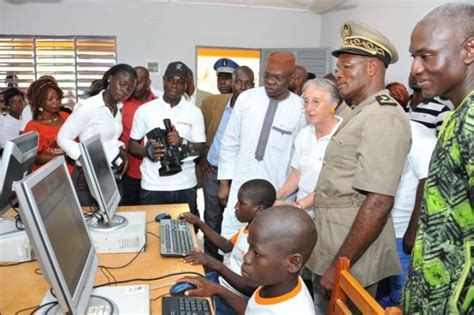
[0,131,38,235]
[79,134,126,230]
[14,156,115,314]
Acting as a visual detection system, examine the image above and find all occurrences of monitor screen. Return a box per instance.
[79,135,121,226]
[14,156,97,314]
[0,131,38,215]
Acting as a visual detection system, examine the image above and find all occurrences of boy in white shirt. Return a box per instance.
[179,179,276,315]
[177,205,318,315]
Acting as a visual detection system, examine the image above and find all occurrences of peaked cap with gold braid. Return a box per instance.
[332,21,399,67]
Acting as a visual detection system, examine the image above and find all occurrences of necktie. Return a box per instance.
[255,99,279,161]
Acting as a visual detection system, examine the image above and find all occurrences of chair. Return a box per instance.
[328,257,403,315]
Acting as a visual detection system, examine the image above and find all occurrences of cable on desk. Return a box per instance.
[14,214,25,230]
[152,292,171,302]
[98,234,148,270]
[13,301,58,315]
[0,259,35,267]
[34,267,42,275]
[98,265,112,285]
[147,231,160,240]
[93,271,204,289]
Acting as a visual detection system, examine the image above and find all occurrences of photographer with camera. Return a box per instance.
[127,61,206,217]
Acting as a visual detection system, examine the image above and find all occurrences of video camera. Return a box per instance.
[146,119,199,176]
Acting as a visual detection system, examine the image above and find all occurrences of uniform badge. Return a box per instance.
[375,95,397,106]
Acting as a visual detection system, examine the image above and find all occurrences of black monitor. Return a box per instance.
[0,131,38,235]
[79,135,126,230]
[14,156,115,313]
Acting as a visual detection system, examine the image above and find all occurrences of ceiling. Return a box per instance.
[4,0,350,14]
[156,0,349,14]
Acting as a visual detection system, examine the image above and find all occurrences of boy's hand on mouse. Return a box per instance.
[182,251,221,270]
[179,212,202,226]
[176,276,219,297]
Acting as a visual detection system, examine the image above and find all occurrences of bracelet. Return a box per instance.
[293,201,303,209]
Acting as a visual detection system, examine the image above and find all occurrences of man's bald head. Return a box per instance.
[409,3,473,106]
[249,205,317,263]
[422,3,473,40]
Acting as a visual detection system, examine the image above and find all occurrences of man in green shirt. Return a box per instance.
[403,3,473,314]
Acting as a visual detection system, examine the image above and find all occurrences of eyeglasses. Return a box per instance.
[333,60,369,75]
[264,72,290,83]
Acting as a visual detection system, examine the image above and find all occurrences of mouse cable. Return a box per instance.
[152,292,171,302]
[0,259,36,267]
[93,271,204,289]
[98,232,150,270]
[14,301,57,315]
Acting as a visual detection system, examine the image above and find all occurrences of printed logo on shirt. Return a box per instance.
[176,121,192,128]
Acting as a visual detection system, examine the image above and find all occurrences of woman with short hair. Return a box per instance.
[275,78,346,217]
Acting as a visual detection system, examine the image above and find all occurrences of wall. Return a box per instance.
[1,0,321,89]
[320,0,462,86]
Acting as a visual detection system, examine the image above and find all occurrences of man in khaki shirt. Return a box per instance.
[307,21,411,313]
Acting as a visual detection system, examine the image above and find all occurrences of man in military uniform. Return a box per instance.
[214,58,239,94]
[306,21,411,313]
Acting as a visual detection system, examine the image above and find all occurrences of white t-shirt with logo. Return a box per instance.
[130,96,205,191]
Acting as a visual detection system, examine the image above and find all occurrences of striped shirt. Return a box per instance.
[405,97,451,134]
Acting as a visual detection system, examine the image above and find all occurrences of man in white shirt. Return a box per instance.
[128,61,206,216]
[218,52,307,238]
[376,120,436,307]
[0,88,25,151]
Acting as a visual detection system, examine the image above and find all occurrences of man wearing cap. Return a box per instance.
[128,61,206,216]
[218,52,307,238]
[305,21,411,313]
[403,3,473,314]
[214,58,239,94]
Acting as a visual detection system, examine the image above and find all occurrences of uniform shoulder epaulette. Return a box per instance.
[375,95,398,106]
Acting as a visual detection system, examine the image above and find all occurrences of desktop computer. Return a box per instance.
[0,218,32,261]
[0,131,38,262]
[79,135,146,254]
[88,211,146,254]
[14,156,150,314]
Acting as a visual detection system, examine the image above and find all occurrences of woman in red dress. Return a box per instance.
[23,77,74,173]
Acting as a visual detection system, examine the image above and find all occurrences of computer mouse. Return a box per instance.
[169,282,196,296]
[155,212,171,222]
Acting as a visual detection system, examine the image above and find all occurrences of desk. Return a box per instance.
[0,204,208,314]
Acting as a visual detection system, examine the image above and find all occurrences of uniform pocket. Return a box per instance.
[332,134,359,168]
[320,207,357,255]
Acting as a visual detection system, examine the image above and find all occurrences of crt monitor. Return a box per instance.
[0,131,38,234]
[79,134,126,230]
[14,156,115,314]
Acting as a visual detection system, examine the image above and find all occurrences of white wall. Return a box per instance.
[320,0,461,86]
[1,1,321,89]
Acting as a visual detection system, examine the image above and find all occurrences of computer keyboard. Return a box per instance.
[160,219,195,257]
[162,296,211,315]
